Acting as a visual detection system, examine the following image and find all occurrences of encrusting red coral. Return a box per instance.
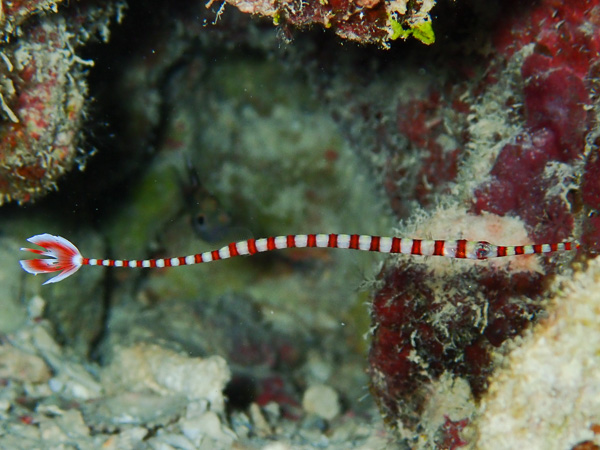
[472,0,598,245]
[0,15,87,204]
[0,0,65,38]
[0,2,122,205]
[386,88,469,215]
[582,149,600,254]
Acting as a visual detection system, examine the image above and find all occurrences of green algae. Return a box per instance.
[389,16,435,45]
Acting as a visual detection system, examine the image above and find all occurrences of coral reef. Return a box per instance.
[365,0,599,445]
[0,1,123,204]
[210,0,436,47]
[368,210,559,440]
[5,0,600,447]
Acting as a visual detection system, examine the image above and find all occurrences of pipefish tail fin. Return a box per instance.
[20,234,83,284]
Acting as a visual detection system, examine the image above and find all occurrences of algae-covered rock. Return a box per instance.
[475,258,600,449]
[212,0,437,47]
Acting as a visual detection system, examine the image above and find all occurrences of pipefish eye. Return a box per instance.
[475,241,491,259]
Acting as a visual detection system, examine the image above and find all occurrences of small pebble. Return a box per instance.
[249,402,271,437]
[262,443,292,450]
[302,384,340,421]
[180,411,235,445]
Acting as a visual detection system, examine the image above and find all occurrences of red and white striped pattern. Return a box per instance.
[20,233,578,284]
